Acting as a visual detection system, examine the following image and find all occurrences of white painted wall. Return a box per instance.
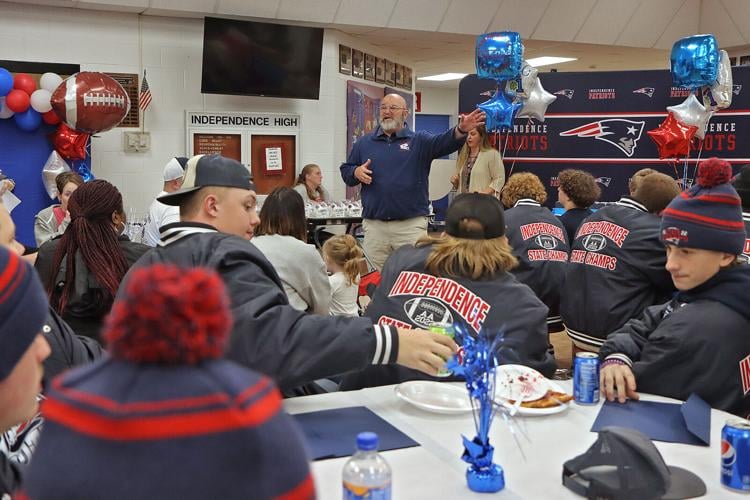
[415,86,458,118]
[0,3,437,214]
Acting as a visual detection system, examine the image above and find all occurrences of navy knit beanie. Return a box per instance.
[25,264,315,500]
[660,158,745,254]
[0,247,48,381]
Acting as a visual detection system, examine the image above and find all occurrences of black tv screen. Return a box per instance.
[201,17,324,100]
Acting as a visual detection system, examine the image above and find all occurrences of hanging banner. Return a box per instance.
[459,67,750,204]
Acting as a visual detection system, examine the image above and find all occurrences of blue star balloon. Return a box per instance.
[670,34,719,89]
[72,160,95,182]
[477,90,521,133]
[476,32,523,81]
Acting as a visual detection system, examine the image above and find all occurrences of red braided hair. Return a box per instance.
[46,179,129,315]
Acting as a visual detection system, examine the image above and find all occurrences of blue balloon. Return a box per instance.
[670,34,719,89]
[0,68,12,97]
[13,108,42,131]
[476,32,523,81]
[73,161,95,182]
[477,90,521,133]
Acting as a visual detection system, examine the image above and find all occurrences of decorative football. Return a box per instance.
[51,72,130,134]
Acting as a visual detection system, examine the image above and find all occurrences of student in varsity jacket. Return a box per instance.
[600,159,750,417]
[340,193,556,390]
[732,164,750,263]
[502,172,569,331]
[560,172,680,352]
[121,154,456,394]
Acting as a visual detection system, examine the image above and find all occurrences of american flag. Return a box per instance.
[139,70,152,111]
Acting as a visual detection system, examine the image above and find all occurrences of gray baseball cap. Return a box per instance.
[563,426,706,499]
[158,154,254,206]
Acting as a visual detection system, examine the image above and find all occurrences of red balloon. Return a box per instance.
[51,123,90,161]
[42,109,61,125]
[5,89,30,113]
[647,112,697,160]
[13,73,36,95]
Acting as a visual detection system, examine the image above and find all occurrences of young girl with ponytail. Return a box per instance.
[322,235,364,317]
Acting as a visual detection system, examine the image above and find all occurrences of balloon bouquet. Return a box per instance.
[475,32,556,173]
[647,34,732,184]
[0,68,130,194]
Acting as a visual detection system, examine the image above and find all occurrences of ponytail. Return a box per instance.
[323,235,364,286]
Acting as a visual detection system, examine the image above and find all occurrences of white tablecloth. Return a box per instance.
[284,381,743,499]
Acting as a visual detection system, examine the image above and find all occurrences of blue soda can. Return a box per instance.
[573,352,600,404]
[721,419,750,491]
[428,322,455,377]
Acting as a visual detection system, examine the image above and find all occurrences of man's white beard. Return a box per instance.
[380,118,400,132]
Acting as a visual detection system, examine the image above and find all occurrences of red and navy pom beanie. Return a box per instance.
[660,157,746,254]
[25,264,315,500]
[0,247,48,381]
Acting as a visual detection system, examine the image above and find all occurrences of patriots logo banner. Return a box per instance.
[458,67,750,204]
[633,87,655,98]
[560,119,645,157]
[554,89,575,99]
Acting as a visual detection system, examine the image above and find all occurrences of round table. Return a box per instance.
[284,381,743,499]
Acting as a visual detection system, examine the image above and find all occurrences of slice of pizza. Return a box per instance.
[505,390,574,408]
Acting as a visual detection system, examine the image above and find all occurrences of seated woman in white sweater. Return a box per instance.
[252,187,331,315]
[322,235,364,317]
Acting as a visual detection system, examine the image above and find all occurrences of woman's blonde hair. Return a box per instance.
[456,124,492,169]
[322,234,364,286]
[501,172,547,208]
[417,232,518,280]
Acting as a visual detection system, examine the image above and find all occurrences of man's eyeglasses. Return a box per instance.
[379,105,406,112]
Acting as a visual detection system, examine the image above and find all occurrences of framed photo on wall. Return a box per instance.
[404,67,413,90]
[339,45,352,75]
[375,58,385,83]
[352,49,364,78]
[395,64,404,87]
[365,54,376,81]
[385,60,395,86]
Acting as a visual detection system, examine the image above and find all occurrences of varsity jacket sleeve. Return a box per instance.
[598,303,668,365]
[42,308,104,386]
[216,239,397,391]
[498,296,557,378]
[340,139,363,187]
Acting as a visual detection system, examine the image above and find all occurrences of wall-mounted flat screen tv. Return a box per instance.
[201,17,324,100]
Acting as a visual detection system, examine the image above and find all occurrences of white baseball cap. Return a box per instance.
[163,157,188,182]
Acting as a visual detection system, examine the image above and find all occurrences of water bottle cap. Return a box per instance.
[356,431,378,451]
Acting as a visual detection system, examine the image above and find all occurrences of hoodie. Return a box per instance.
[600,264,750,416]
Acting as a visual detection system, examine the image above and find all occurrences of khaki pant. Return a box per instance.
[363,217,428,271]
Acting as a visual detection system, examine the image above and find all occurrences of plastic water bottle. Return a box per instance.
[342,432,392,500]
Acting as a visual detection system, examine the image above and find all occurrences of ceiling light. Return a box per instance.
[526,56,577,67]
[417,73,468,81]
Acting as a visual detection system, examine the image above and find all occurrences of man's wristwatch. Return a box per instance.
[456,125,467,134]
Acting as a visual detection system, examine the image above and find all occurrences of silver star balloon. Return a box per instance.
[667,93,713,139]
[517,76,556,122]
[702,49,733,111]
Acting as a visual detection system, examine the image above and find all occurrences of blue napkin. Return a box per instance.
[292,406,419,460]
[591,393,711,446]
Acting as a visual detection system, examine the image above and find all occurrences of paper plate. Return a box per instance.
[494,364,550,402]
[495,380,571,417]
[395,381,474,415]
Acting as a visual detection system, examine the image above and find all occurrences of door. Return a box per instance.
[250,135,296,194]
